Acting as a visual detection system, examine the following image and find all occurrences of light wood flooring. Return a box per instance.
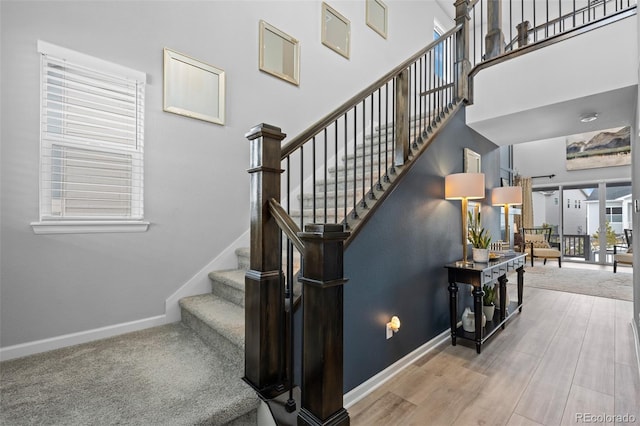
[348,282,640,425]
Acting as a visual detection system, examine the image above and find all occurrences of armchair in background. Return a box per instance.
[613,228,633,273]
[520,227,562,268]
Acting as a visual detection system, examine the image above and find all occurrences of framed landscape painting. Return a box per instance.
[565,126,631,170]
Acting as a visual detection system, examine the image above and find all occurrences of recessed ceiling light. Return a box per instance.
[579,113,598,123]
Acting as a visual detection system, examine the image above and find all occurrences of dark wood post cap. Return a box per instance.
[245,123,286,141]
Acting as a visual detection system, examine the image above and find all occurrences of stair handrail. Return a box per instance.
[268,198,304,254]
[281,23,463,159]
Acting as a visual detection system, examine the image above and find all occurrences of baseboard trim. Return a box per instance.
[0,314,166,361]
[1,229,251,362]
[343,329,450,408]
[165,229,249,323]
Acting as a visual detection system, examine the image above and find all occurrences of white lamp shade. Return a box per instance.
[491,186,522,205]
[445,173,485,200]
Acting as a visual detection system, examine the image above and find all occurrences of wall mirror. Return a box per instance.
[366,0,388,39]
[322,3,350,59]
[259,20,300,86]
[163,48,225,125]
[464,148,482,173]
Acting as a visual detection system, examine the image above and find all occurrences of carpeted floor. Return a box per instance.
[523,264,633,301]
[0,323,257,425]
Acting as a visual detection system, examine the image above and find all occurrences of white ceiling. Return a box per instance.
[466,85,638,146]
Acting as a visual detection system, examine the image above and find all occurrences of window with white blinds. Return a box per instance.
[37,41,146,223]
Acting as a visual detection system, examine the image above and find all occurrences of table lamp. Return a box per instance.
[445,172,485,263]
[491,186,523,247]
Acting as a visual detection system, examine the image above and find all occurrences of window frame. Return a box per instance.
[31,41,149,234]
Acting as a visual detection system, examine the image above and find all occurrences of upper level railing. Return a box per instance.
[468,0,637,67]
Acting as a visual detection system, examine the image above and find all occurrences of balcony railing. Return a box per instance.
[468,0,637,67]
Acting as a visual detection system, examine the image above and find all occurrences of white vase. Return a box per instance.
[483,304,495,321]
[472,248,490,263]
[462,307,486,332]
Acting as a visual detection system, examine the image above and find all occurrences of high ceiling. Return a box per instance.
[466,85,637,146]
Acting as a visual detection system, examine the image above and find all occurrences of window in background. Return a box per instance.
[34,41,147,233]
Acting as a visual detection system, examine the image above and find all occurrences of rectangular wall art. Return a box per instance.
[322,3,351,59]
[163,48,226,125]
[565,126,631,170]
[259,20,300,86]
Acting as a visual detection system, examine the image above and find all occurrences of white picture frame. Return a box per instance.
[322,3,351,59]
[366,0,388,39]
[464,148,482,173]
[259,20,300,86]
[163,48,225,125]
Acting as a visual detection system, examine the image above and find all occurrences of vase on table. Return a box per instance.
[472,248,490,263]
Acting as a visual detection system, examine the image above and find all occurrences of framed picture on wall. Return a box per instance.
[259,20,300,86]
[321,2,351,59]
[366,0,388,39]
[464,148,481,173]
[565,126,631,170]
[163,48,226,125]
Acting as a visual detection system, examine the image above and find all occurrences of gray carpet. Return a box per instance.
[0,323,258,425]
[524,264,633,301]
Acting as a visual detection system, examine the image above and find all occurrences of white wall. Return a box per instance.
[0,0,453,351]
[513,136,632,186]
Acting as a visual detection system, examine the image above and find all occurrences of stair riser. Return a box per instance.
[180,307,244,371]
[211,277,245,308]
[313,172,393,189]
[299,193,370,209]
[237,255,250,271]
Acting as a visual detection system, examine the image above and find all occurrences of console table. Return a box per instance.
[444,253,526,353]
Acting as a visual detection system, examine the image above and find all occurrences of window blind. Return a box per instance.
[38,41,145,220]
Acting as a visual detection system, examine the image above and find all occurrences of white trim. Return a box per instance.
[164,228,250,322]
[343,329,450,408]
[532,177,632,190]
[31,220,150,234]
[37,40,146,82]
[0,314,166,361]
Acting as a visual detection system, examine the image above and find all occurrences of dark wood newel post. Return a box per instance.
[244,123,286,397]
[516,21,531,48]
[485,0,505,59]
[394,69,410,167]
[297,224,350,426]
[454,0,471,102]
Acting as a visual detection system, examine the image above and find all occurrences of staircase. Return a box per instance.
[178,248,258,425]
[178,105,460,425]
[287,108,457,236]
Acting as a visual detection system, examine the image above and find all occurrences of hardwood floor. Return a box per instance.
[348,286,640,426]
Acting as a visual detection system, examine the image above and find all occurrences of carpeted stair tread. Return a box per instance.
[209,269,247,307]
[0,323,258,425]
[179,293,245,350]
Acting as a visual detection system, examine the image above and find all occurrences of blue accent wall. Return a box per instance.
[343,107,501,392]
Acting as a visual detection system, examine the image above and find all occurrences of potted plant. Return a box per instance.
[468,210,491,262]
[482,284,496,321]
